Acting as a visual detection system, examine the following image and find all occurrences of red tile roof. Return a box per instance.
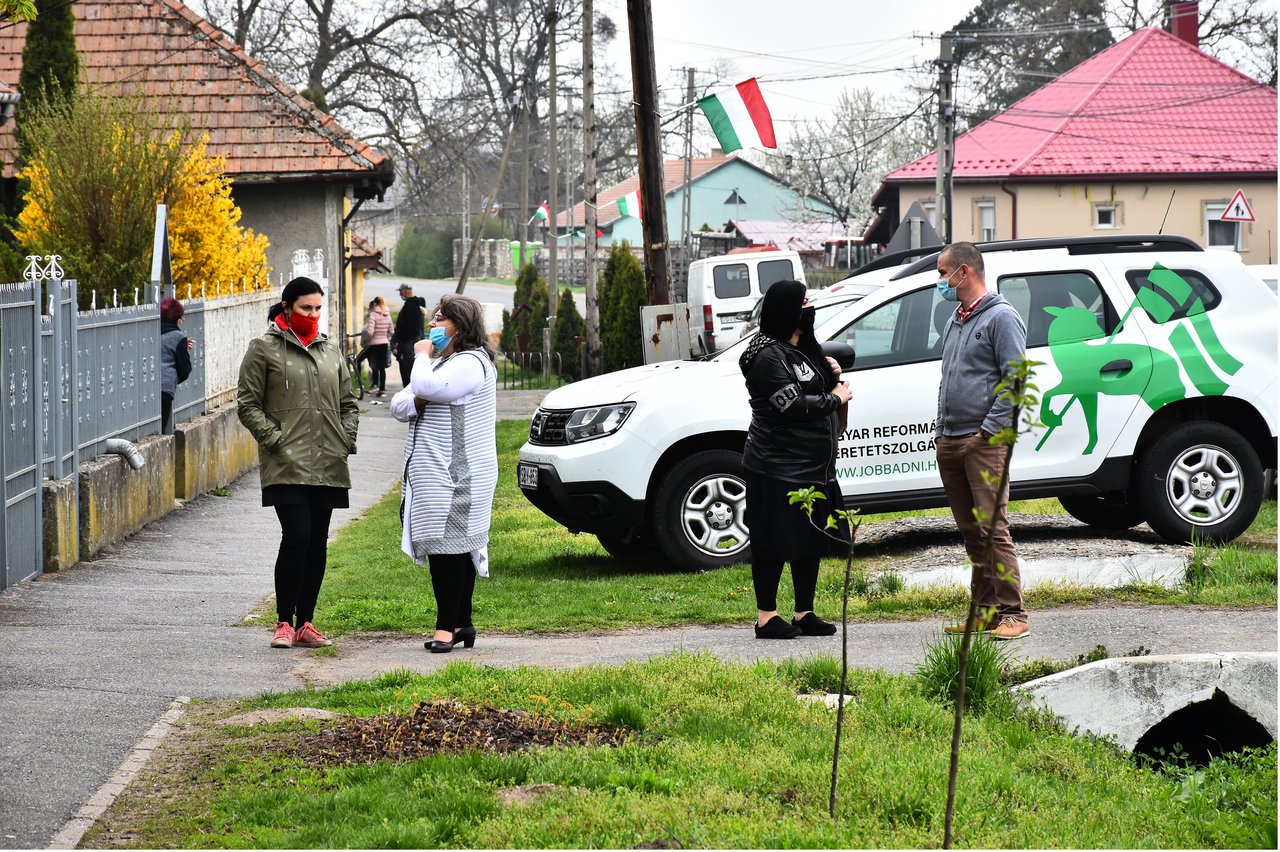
[556,155,734,228]
[887,28,1276,182]
[0,0,392,186]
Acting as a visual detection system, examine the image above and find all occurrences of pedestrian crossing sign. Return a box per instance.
[1220,190,1255,222]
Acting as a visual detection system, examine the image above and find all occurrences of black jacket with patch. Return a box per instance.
[739,337,842,484]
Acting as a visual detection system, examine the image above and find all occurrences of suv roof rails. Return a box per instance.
[891,234,1204,280]
[846,244,943,277]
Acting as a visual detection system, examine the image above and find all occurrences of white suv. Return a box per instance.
[518,236,1278,569]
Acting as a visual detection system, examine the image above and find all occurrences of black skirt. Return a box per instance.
[261,484,350,509]
[743,470,842,562]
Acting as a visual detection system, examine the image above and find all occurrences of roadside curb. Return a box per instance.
[48,697,190,850]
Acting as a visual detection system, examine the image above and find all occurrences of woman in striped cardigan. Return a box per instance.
[390,294,498,653]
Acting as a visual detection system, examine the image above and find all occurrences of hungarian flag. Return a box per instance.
[616,190,642,219]
[528,201,550,225]
[697,78,777,153]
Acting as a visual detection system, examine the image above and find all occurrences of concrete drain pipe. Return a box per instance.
[1015,652,1276,765]
[103,438,146,470]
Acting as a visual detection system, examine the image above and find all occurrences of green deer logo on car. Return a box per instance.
[1038,263,1243,455]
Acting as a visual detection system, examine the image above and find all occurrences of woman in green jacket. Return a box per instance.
[237,277,359,650]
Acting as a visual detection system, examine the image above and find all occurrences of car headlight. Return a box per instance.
[564,403,635,443]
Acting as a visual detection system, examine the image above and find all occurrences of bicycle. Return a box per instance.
[343,333,367,400]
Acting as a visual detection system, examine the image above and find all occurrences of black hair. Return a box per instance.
[267,277,325,321]
[758,279,806,342]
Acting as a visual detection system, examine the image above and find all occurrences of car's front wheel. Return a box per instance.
[1135,422,1263,544]
[653,449,751,569]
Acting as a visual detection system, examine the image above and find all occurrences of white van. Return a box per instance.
[685,248,805,352]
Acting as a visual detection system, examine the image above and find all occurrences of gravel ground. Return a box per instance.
[854,513,1192,574]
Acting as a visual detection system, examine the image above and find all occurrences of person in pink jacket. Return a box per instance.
[360,296,394,396]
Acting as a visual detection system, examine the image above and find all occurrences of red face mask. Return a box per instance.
[289,312,320,340]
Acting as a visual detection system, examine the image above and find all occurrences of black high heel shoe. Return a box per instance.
[424,627,478,653]
[453,626,477,649]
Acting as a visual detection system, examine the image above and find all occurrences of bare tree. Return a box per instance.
[774,88,934,230]
[1105,0,1277,86]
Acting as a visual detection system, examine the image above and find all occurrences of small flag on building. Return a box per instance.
[616,190,642,220]
[528,201,550,226]
[697,78,777,153]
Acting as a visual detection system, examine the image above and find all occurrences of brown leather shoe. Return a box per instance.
[943,614,995,635]
[990,616,1030,640]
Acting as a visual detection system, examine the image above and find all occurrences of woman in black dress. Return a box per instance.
[739,280,852,639]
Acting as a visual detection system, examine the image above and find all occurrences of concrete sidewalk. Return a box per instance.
[0,388,1275,848]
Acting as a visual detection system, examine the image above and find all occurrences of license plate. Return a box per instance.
[518,462,539,490]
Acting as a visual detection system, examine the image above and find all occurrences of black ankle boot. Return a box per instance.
[754,615,801,639]
[793,612,837,636]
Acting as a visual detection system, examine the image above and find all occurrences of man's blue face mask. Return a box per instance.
[935,266,962,302]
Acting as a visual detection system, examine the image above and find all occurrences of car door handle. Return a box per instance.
[1100,359,1132,373]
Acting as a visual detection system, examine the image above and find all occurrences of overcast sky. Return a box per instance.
[598,0,974,131]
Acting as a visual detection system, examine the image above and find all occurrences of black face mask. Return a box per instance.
[800,305,816,335]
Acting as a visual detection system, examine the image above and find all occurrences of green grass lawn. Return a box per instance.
[304,421,1277,636]
[81,655,1277,849]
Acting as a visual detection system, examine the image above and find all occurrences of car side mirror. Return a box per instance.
[821,340,856,371]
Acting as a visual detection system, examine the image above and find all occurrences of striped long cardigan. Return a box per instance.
[402,350,498,559]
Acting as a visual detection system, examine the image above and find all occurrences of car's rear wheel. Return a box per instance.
[1058,494,1144,530]
[1135,422,1263,544]
[653,449,751,570]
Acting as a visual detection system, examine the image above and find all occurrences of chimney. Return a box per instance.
[710,147,724,158]
[1170,1,1198,47]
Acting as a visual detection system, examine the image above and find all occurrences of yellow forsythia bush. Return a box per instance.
[168,135,271,299]
[16,90,270,304]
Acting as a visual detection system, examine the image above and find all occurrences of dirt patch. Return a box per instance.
[294,699,631,765]
[856,514,1191,573]
[497,783,579,806]
[217,707,342,726]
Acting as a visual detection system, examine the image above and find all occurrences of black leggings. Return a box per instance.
[273,502,335,626]
[428,552,477,632]
[752,556,819,613]
[360,344,388,391]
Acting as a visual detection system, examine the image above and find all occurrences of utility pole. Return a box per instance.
[519,81,530,270]
[545,4,559,355]
[583,0,602,376]
[462,170,470,265]
[679,66,694,296]
[627,0,670,304]
[934,32,955,244]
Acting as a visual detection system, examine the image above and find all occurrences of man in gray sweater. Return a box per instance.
[934,241,1029,640]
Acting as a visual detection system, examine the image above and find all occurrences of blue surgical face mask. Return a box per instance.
[935,267,962,302]
[428,326,453,351]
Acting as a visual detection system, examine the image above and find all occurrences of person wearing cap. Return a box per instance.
[391,283,428,387]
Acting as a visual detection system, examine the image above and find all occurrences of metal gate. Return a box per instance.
[0,271,46,589]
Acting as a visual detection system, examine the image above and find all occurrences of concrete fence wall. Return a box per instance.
[40,402,259,571]
[201,290,277,409]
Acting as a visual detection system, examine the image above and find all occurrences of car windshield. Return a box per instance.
[710,291,868,361]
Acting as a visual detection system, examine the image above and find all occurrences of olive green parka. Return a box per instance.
[237,323,359,489]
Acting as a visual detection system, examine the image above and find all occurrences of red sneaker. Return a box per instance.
[293,622,332,647]
[270,621,294,648]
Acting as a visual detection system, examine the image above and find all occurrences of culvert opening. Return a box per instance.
[1134,689,1273,767]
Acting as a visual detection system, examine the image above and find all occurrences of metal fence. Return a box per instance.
[0,256,274,591]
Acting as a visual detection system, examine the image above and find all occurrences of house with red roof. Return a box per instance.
[865,26,1277,262]
[0,0,394,335]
